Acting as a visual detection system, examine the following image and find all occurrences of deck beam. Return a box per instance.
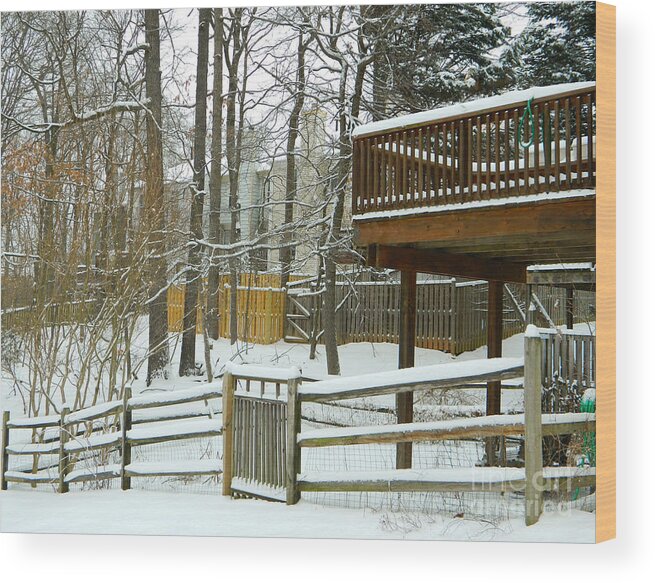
[369,244,527,284]
[355,197,595,258]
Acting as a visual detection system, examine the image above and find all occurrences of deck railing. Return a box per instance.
[352,84,596,215]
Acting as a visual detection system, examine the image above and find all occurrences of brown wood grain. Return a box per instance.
[355,196,595,254]
[596,1,616,543]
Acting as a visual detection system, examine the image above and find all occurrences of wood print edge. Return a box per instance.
[595,0,616,544]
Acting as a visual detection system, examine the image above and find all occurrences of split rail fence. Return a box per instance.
[0,384,223,492]
[221,326,596,526]
[2,326,595,526]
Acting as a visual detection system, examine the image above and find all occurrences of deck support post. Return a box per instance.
[397,270,417,469]
[1,411,9,491]
[486,280,504,465]
[566,287,575,329]
[524,326,544,525]
[222,371,235,496]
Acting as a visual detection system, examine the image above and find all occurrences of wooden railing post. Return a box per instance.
[1,411,9,491]
[524,325,544,526]
[286,377,301,504]
[58,406,70,493]
[120,386,132,491]
[222,370,235,496]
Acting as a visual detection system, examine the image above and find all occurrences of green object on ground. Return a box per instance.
[580,390,596,466]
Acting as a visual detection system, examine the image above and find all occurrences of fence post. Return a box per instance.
[286,377,301,504]
[58,406,70,493]
[1,411,9,491]
[524,325,544,526]
[222,370,235,496]
[120,385,132,491]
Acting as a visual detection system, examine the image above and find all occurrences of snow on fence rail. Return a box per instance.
[221,365,300,502]
[220,326,595,526]
[0,382,223,493]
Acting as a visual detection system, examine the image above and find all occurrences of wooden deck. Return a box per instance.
[351,83,596,279]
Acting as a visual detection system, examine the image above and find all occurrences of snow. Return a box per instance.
[1,325,596,542]
[299,412,595,443]
[299,357,523,401]
[524,324,540,338]
[353,189,595,222]
[527,262,595,272]
[125,460,221,476]
[3,471,55,484]
[535,325,595,337]
[132,402,220,424]
[299,466,595,486]
[353,82,596,138]
[0,489,595,542]
[227,362,301,381]
[66,400,122,423]
[126,418,222,442]
[128,384,222,408]
[64,430,121,452]
[65,464,120,483]
[6,441,59,455]
[7,413,60,429]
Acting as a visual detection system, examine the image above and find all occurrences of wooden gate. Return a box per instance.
[222,365,299,502]
[284,290,323,344]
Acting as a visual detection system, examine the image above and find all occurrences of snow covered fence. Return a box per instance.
[0,383,223,492]
[221,364,300,502]
[286,330,593,526]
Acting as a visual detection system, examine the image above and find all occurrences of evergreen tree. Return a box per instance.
[377,3,510,115]
[506,1,596,88]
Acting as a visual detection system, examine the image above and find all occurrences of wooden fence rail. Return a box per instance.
[220,325,595,526]
[0,384,223,491]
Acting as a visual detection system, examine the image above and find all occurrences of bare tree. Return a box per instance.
[279,31,306,291]
[205,8,224,340]
[143,9,170,385]
[223,8,253,345]
[302,6,373,375]
[179,8,211,376]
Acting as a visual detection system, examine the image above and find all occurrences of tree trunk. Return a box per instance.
[205,8,224,340]
[179,8,211,376]
[144,9,170,385]
[279,33,306,291]
[323,51,368,375]
[225,10,244,345]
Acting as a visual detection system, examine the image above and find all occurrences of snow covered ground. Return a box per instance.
[0,489,594,542]
[0,322,596,541]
